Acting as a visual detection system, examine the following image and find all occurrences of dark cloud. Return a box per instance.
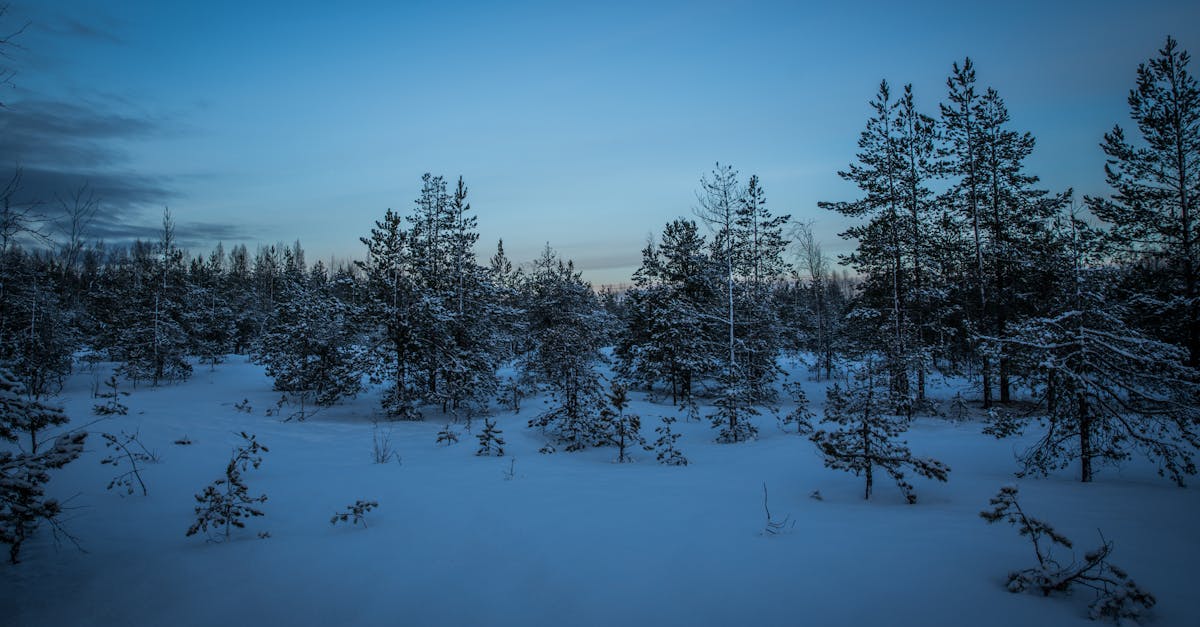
[8,166,254,248]
[0,96,173,242]
[86,218,255,250]
[12,166,168,209]
[0,98,160,169]
[1,98,252,248]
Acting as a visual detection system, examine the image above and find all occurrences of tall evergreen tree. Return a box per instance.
[820,81,915,406]
[987,212,1200,484]
[1087,36,1200,367]
[357,208,422,418]
[523,245,609,451]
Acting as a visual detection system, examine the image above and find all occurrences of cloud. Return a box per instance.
[0,99,253,248]
[0,97,170,239]
[0,98,160,169]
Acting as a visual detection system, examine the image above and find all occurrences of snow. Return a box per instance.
[3,358,1199,627]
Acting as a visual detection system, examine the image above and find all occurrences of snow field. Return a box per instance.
[4,358,1198,627]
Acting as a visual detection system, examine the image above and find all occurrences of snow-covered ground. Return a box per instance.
[4,357,1198,626]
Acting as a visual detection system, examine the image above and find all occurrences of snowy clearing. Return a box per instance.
[3,358,1198,627]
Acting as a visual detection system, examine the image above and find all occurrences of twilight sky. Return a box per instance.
[4,0,1198,285]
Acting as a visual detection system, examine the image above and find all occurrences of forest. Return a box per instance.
[2,13,1198,627]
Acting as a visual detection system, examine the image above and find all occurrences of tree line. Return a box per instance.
[1,37,1198,490]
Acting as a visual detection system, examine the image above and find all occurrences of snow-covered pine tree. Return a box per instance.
[522,245,609,451]
[331,500,378,528]
[489,239,526,362]
[225,244,260,355]
[186,432,269,542]
[811,360,949,503]
[1087,36,1200,368]
[356,208,422,419]
[779,381,815,434]
[694,163,744,395]
[615,220,719,404]
[894,84,941,404]
[0,249,76,400]
[476,417,505,456]
[733,175,790,401]
[0,430,86,563]
[1,365,86,563]
[980,485,1155,622]
[99,429,155,496]
[973,85,1065,404]
[652,414,688,466]
[185,246,235,369]
[987,211,1200,484]
[112,213,192,386]
[939,59,992,406]
[600,382,644,463]
[92,373,129,416]
[820,81,919,409]
[406,174,456,408]
[708,366,759,443]
[435,177,504,419]
[0,366,70,453]
[255,267,363,419]
[436,423,459,446]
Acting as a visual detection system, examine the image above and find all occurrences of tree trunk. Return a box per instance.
[1079,393,1093,483]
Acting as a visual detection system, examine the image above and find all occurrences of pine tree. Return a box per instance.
[987,212,1200,484]
[940,59,992,405]
[820,81,916,406]
[779,381,815,434]
[186,432,269,542]
[186,247,235,369]
[356,208,422,419]
[0,365,85,563]
[811,360,949,503]
[255,270,363,419]
[0,249,76,400]
[601,382,644,463]
[92,373,129,416]
[652,414,688,466]
[522,245,609,451]
[895,84,941,403]
[0,431,86,563]
[112,213,192,386]
[0,366,70,453]
[708,367,759,443]
[1087,36,1200,367]
[695,164,743,384]
[980,485,1156,622]
[476,418,505,456]
[615,219,718,403]
[974,87,1065,404]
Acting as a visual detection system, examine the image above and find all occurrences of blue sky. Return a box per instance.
[5,0,1198,284]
